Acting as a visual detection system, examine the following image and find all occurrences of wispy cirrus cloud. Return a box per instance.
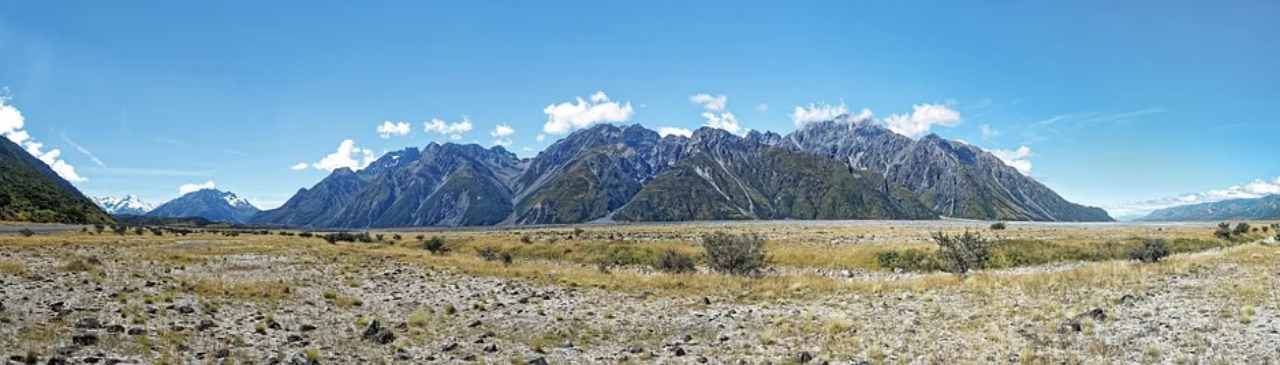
[62,133,105,167]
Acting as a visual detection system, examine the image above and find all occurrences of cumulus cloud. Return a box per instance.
[492,138,512,147]
[289,163,308,171]
[0,94,87,182]
[308,139,376,172]
[884,103,962,138]
[542,91,635,134]
[980,124,1000,138]
[535,134,546,142]
[791,102,850,125]
[990,146,1033,175]
[689,94,728,112]
[178,180,216,195]
[490,123,515,138]
[424,117,474,140]
[1106,176,1280,218]
[658,127,693,138]
[376,121,411,139]
[690,93,743,134]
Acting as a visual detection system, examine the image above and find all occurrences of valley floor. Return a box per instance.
[1,222,1277,364]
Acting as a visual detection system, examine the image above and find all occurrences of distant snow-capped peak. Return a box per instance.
[220,191,254,208]
[93,194,156,215]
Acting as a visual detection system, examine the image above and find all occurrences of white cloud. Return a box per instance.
[701,111,741,134]
[884,103,962,138]
[178,180,216,195]
[658,127,693,138]
[791,102,850,125]
[376,121,411,139]
[689,94,728,112]
[542,91,635,134]
[492,138,512,147]
[289,162,309,171]
[0,94,87,182]
[521,146,532,152]
[536,134,546,142]
[423,117,474,142]
[756,103,769,113]
[62,135,105,167]
[490,123,515,138]
[1106,176,1280,218]
[690,93,743,134]
[309,139,376,172]
[980,124,1000,138]
[990,145,1033,175]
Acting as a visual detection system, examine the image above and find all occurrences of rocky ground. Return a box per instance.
[1,227,1278,364]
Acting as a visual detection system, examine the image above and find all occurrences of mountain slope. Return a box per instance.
[780,116,1112,221]
[1139,195,1280,221]
[147,189,260,223]
[0,136,113,224]
[510,124,685,224]
[93,195,156,215]
[614,128,935,221]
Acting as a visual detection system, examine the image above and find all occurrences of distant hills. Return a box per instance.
[254,116,1111,228]
[147,189,260,223]
[1139,195,1280,221]
[0,135,113,224]
[93,195,156,215]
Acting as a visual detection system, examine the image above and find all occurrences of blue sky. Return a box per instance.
[1,1,1277,217]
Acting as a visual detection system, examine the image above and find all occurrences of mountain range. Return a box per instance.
[254,116,1111,228]
[146,189,260,223]
[93,195,156,215]
[1139,195,1280,221]
[0,135,113,224]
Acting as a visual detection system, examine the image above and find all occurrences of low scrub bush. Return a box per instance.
[932,231,991,275]
[701,232,769,276]
[422,236,448,254]
[655,250,696,274]
[1129,238,1171,263]
[989,222,1007,230]
[875,249,941,272]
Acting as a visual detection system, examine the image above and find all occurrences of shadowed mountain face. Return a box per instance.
[1140,195,1280,221]
[0,136,114,224]
[255,120,1111,228]
[147,189,260,224]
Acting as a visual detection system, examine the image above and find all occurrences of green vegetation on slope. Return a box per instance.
[0,138,113,224]
[616,147,937,221]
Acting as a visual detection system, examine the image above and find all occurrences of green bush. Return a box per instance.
[422,236,448,254]
[476,247,500,261]
[1129,238,1171,263]
[1233,222,1252,235]
[932,230,991,275]
[18,228,34,237]
[875,249,941,272]
[655,250,696,274]
[701,232,769,276]
[989,222,1007,230]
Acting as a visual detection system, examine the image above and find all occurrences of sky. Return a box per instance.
[1,1,1277,218]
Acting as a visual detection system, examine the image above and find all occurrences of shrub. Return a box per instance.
[299,232,314,238]
[476,247,500,261]
[989,222,1007,230]
[93,224,105,234]
[422,236,448,254]
[655,250,696,274]
[18,228,34,237]
[134,227,145,235]
[932,230,991,275]
[499,251,514,266]
[701,232,768,276]
[1214,222,1232,239]
[375,234,385,242]
[520,234,533,244]
[1129,238,1171,263]
[875,249,941,272]
[1233,223,1251,235]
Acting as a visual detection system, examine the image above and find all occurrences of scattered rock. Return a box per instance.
[672,346,686,356]
[798,351,814,363]
[526,357,549,365]
[197,320,216,331]
[483,344,498,353]
[72,333,99,346]
[299,324,317,332]
[74,317,102,329]
[441,342,458,352]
